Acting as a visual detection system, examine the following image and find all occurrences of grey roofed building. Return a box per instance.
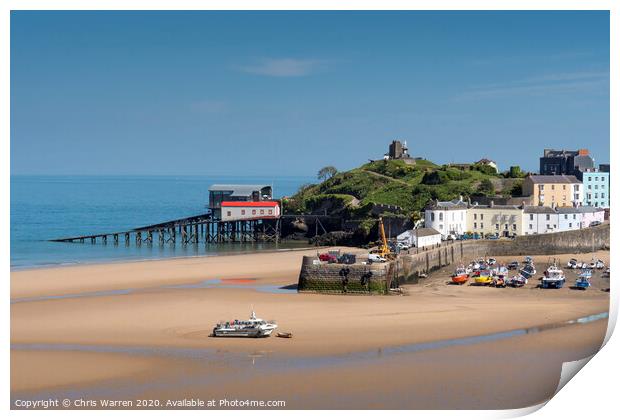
[556,206,602,214]
[526,174,580,184]
[412,227,441,237]
[208,184,273,218]
[523,206,558,214]
[208,184,272,197]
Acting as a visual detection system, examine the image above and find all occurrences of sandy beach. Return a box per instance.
[11,248,610,409]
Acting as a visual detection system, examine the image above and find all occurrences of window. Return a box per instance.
[573,214,576,219]
[504,224,508,229]
[563,185,566,190]
[431,213,435,222]
[564,215,568,219]
[241,209,246,215]
[595,177,599,181]
[474,214,477,220]
[227,211,231,216]
[588,176,592,181]
[480,223,484,228]
[529,214,534,221]
[473,222,477,229]
[569,223,572,228]
[529,224,533,229]
[260,209,265,215]
[439,213,443,221]
[602,177,606,182]
[551,185,555,190]
[512,224,517,230]
[481,214,484,220]
[546,214,550,221]
[595,185,599,190]
[268,209,273,215]
[547,224,550,229]
[595,193,598,199]
[495,224,499,230]
[439,224,443,230]
[602,193,605,198]
[252,209,256,215]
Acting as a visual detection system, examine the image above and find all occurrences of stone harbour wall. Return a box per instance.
[297,224,610,294]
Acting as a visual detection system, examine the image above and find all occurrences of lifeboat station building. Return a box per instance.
[220,201,280,222]
[208,184,273,219]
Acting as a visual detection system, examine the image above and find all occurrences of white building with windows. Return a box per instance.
[522,206,560,235]
[220,201,280,221]
[424,198,467,239]
[397,228,442,248]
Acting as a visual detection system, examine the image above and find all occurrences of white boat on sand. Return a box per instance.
[212,311,278,338]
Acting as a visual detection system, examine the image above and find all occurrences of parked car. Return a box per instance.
[398,243,410,251]
[485,233,499,240]
[444,233,457,241]
[590,221,602,227]
[368,254,387,263]
[337,253,356,264]
[319,253,337,263]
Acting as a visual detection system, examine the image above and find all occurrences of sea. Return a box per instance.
[10,175,314,270]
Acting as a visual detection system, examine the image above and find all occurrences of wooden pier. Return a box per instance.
[50,213,282,246]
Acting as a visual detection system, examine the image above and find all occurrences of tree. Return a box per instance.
[477,178,495,195]
[317,166,338,181]
[509,166,524,178]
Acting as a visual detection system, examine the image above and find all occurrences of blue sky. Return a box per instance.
[11,11,610,176]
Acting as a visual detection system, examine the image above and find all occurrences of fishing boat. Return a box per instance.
[520,263,537,279]
[507,274,528,287]
[574,271,591,290]
[472,270,493,285]
[487,257,497,266]
[594,259,605,269]
[212,311,278,338]
[451,265,469,285]
[541,262,566,289]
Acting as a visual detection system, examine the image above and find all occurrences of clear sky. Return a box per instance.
[11,11,610,176]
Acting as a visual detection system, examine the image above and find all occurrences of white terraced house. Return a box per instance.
[424,198,467,239]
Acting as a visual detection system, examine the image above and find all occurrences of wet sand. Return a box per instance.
[11,249,610,409]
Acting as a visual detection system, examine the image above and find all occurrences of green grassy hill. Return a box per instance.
[284,159,521,225]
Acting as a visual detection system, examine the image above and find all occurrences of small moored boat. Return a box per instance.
[574,272,591,290]
[520,263,536,279]
[472,270,493,285]
[507,274,527,287]
[451,265,469,285]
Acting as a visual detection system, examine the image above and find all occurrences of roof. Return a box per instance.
[524,206,557,214]
[526,175,580,184]
[412,227,441,237]
[221,201,279,207]
[476,158,496,164]
[208,184,271,196]
[556,206,604,214]
[426,199,468,210]
[469,203,521,210]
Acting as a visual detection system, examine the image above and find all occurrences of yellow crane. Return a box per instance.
[377,217,391,258]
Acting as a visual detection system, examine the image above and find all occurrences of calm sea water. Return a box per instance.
[10,175,313,269]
